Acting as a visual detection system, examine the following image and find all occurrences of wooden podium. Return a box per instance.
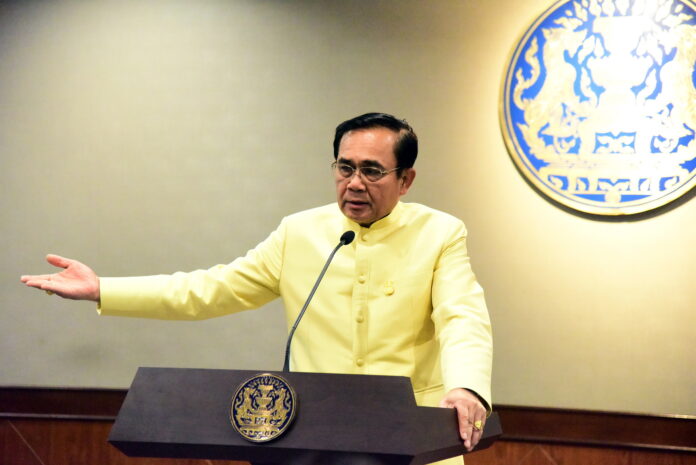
[109,367,501,465]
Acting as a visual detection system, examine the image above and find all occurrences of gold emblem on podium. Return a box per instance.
[230,373,297,443]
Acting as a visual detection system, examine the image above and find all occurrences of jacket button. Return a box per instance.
[356,314,364,323]
[356,358,364,367]
[384,287,394,296]
[358,275,366,284]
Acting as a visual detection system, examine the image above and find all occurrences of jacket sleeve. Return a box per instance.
[97,221,286,320]
[430,223,493,411]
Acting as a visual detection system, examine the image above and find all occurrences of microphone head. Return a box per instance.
[340,231,356,245]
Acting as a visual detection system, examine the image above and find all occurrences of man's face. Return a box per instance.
[335,127,415,227]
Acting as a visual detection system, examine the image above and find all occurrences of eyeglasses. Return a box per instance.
[332,162,400,182]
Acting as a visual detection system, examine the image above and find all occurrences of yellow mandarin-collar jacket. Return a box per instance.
[99,202,493,409]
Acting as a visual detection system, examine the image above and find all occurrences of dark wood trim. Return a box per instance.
[0,387,125,420]
[495,404,696,453]
[1,387,694,453]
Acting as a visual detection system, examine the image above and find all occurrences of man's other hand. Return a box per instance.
[439,387,486,452]
[21,254,100,302]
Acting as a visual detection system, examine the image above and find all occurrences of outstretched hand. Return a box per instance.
[21,254,100,302]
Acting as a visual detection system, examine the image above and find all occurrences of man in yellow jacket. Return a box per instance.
[22,113,492,463]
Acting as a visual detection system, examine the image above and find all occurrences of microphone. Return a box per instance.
[282,231,355,372]
[339,230,356,246]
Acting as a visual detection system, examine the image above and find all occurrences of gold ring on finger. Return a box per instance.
[473,420,483,431]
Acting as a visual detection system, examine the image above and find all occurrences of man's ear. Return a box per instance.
[399,168,416,196]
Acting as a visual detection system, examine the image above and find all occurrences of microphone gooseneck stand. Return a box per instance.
[282,231,355,372]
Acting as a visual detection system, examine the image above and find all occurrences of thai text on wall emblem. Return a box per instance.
[230,373,297,442]
[501,0,696,215]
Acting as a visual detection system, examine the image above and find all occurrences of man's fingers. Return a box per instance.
[21,255,98,301]
[21,274,48,283]
[22,276,62,294]
[471,428,482,450]
[21,276,51,287]
[455,403,473,446]
[40,282,64,297]
[454,400,487,451]
[21,279,42,288]
[470,414,486,450]
[440,388,488,452]
[439,397,473,446]
[46,254,73,269]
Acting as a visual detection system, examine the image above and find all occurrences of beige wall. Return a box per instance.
[1,0,693,416]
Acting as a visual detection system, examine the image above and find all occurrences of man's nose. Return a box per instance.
[346,170,366,190]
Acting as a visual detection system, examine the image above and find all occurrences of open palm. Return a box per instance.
[21,254,100,301]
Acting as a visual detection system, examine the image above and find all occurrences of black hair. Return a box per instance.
[333,112,418,173]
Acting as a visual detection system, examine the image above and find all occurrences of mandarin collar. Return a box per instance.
[341,201,405,236]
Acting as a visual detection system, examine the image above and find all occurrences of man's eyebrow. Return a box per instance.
[337,157,385,169]
[359,160,384,169]
[336,157,355,166]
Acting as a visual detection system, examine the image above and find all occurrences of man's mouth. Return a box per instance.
[345,200,369,207]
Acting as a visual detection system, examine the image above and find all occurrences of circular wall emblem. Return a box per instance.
[230,373,297,443]
[501,0,696,215]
